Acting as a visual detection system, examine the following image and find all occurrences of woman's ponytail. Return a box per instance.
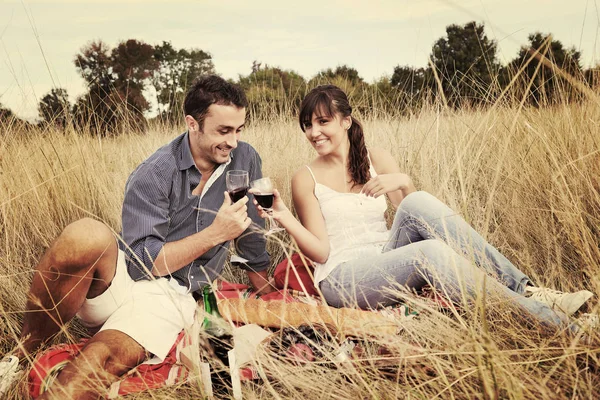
[347,116,370,186]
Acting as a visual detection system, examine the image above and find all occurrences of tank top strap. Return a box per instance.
[366,150,377,177]
[304,165,318,185]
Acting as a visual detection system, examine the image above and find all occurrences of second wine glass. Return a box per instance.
[250,177,284,234]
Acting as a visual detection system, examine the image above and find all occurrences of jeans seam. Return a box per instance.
[388,212,443,250]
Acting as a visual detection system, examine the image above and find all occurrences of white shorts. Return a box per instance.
[76,250,197,360]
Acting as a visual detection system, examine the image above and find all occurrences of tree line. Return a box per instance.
[2,21,599,135]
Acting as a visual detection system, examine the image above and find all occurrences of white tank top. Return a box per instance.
[305,164,389,284]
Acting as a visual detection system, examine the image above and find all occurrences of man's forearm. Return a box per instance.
[151,225,226,276]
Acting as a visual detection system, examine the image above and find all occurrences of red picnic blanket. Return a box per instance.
[28,253,318,399]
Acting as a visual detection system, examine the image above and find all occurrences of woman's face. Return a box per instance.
[303,111,351,156]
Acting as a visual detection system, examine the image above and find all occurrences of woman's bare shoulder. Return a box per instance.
[369,147,399,174]
[292,163,316,189]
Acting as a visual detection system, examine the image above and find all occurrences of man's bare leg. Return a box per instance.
[37,329,146,400]
[17,218,119,359]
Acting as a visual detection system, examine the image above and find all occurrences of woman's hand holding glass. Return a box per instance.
[249,177,286,235]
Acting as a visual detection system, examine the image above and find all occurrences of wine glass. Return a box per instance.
[226,170,249,203]
[250,177,284,234]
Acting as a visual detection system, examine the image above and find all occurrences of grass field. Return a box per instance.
[1,100,599,399]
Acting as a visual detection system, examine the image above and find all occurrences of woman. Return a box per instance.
[254,85,592,328]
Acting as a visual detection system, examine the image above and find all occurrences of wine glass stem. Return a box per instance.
[266,209,278,230]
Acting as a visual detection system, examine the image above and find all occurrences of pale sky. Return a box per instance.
[1,0,599,120]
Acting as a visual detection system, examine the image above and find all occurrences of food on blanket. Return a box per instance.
[287,343,315,362]
[268,325,331,363]
[332,339,357,363]
[217,298,399,336]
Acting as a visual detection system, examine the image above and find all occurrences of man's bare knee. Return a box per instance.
[50,218,117,275]
[79,342,140,376]
[82,330,146,375]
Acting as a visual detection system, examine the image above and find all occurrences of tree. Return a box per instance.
[0,102,14,123]
[585,66,600,89]
[391,66,425,92]
[74,40,113,94]
[38,88,70,128]
[73,40,118,134]
[429,21,500,106]
[307,65,372,115]
[251,60,262,73]
[505,33,583,105]
[238,65,306,117]
[73,39,159,134]
[312,65,364,87]
[0,102,32,132]
[152,41,215,122]
[111,39,158,115]
[390,66,432,111]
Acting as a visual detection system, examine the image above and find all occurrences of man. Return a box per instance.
[0,75,273,399]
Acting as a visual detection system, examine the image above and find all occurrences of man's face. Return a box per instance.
[188,104,246,167]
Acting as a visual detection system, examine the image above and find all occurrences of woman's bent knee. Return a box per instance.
[412,239,459,266]
[399,191,434,212]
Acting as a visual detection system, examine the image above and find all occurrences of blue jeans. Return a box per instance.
[319,191,567,327]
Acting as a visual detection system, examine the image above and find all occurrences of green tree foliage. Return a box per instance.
[504,33,583,105]
[73,40,119,134]
[370,76,403,117]
[308,65,376,116]
[391,66,427,93]
[152,41,215,122]
[238,65,306,118]
[38,88,70,128]
[312,65,364,87]
[74,40,113,93]
[73,39,157,134]
[111,39,158,115]
[390,66,431,112]
[429,21,500,106]
[0,102,15,123]
[21,23,594,136]
[585,66,600,89]
[0,102,32,132]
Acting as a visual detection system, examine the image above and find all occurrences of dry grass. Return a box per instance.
[1,101,600,399]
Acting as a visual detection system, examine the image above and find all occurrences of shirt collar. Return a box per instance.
[178,131,234,171]
[178,131,196,171]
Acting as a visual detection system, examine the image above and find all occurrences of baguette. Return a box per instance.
[217,298,398,337]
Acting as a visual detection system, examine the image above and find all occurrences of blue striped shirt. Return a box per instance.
[119,131,269,293]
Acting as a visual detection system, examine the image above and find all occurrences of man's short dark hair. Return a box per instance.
[183,75,248,130]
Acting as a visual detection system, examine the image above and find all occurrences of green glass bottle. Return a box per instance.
[201,285,228,337]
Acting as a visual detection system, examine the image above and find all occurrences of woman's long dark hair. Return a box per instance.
[299,85,370,186]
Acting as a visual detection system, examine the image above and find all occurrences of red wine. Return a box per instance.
[254,193,274,208]
[228,187,248,202]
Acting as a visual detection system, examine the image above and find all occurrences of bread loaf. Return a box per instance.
[217,298,398,336]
